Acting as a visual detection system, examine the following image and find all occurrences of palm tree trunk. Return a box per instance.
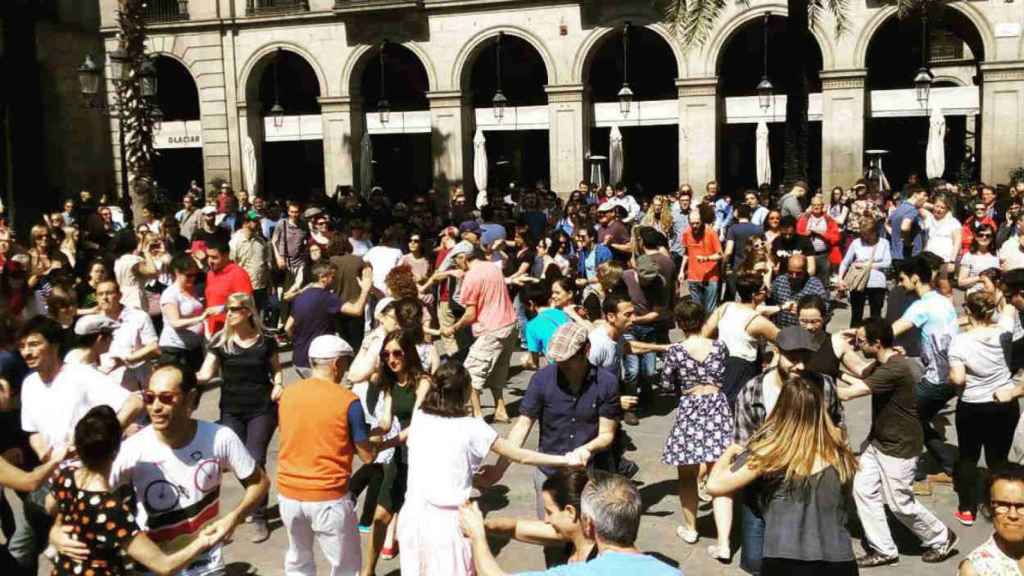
[117,0,155,225]
[783,0,811,186]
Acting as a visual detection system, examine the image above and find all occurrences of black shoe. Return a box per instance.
[922,530,958,563]
[856,551,898,568]
[617,458,640,479]
[623,411,639,426]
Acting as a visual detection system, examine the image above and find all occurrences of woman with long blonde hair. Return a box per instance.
[707,374,859,575]
[196,292,282,543]
[641,194,677,241]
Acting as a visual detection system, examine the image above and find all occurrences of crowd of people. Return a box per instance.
[2,173,1024,575]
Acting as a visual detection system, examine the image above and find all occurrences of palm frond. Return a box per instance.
[809,0,850,37]
[662,0,731,47]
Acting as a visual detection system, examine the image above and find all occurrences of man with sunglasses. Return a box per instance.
[13,316,143,574]
[104,362,269,576]
[836,319,957,567]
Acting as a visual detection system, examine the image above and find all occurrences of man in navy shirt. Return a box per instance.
[480,322,621,517]
[888,186,928,263]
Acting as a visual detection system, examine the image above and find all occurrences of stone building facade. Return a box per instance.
[97,0,1024,200]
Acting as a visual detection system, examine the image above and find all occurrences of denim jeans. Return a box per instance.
[688,280,720,315]
[220,409,278,519]
[623,324,658,402]
[8,486,51,575]
[915,379,957,480]
[514,293,528,348]
[740,491,765,575]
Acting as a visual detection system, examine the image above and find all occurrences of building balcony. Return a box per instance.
[246,0,310,16]
[143,0,189,23]
[333,0,422,14]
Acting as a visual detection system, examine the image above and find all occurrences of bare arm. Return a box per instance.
[948,361,967,388]
[116,395,144,430]
[340,268,373,317]
[891,319,914,337]
[490,437,571,468]
[0,449,64,492]
[836,373,873,401]
[127,530,218,576]
[580,417,617,455]
[195,352,220,384]
[484,517,564,547]
[706,444,760,497]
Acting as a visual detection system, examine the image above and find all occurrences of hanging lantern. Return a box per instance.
[270,102,285,128]
[914,67,933,109]
[78,54,101,98]
[492,90,508,121]
[108,48,129,85]
[139,57,158,98]
[377,98,391,124]
[151,106,164,132]
[617,85,633,116]
[757,13,773,112]
[619,22,632,116]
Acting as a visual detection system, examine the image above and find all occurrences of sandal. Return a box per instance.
[707,544,731,564]
[675,525,699,544]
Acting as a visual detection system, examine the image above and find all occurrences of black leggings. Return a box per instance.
[849,287,886,327]
[762,558,858,576]
[349,463,385,527]
[954,400,1020,514]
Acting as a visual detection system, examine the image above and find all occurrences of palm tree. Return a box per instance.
[663,0,921,187]
[115,0,157,224]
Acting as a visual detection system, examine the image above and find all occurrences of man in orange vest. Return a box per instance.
[277,335,374,576]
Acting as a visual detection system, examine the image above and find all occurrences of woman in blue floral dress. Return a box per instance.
[662,298,734,561]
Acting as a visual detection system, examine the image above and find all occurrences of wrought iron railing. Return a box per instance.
[247,0,310,15]
[143,0,189,22]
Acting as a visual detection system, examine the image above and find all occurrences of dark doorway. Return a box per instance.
[370,133,432,200]
[721,122,822,195]
[865,116,967,189]
[263,140,325,202]
[483,131,550,191]
[590,125,679,197]
[153,148,204,203]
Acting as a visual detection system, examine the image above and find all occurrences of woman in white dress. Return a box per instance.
[397,363,584,576]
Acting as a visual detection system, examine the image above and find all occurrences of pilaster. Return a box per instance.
[820,69,867,190]
[428,90,468,194]
[980,61,1024,185]
[545,84,588,197]
[677,77,718,202]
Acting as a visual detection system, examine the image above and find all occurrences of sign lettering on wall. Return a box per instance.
[154,121,203,149]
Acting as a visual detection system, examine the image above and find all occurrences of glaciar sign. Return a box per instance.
[154,121,203,149]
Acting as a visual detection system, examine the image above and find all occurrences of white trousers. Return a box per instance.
[853,444,949,557]
[279,495,361,576]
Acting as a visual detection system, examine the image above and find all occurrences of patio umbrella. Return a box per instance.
[609,126,624,186]
[242,136,258,198]
[474,128,488,209]
[926,107,946,180]
[756,120,771,187]
[359,131,374,196]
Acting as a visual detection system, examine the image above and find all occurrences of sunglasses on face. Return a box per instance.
[978,232,993,238]
[142,391,180,406]
[227,305,247,313]
[410,238,421,243]
[381,349,405,361]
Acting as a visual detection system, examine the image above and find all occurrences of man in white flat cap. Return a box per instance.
[277,335,374,576]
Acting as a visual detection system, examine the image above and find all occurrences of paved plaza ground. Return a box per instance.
[30,306,997,574]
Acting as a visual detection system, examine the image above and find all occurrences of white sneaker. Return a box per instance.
[676,525,699,544]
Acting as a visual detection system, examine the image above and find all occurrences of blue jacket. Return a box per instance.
[577,243,613,279]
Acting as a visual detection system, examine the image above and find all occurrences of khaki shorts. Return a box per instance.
[464,323,516,392]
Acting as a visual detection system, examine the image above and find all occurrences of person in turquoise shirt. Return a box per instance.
[459,471,680,575]
[521,283,570,370]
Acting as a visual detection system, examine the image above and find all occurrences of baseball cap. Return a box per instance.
[244,210,261,222]
[597,201,616,212]
[546,322,591,363]
[459,220,481,235]
[190,240,208,254]
[308,335,354,360]
[775,326,821,353]
[303,207,324,220]
[74,314,121,336]
[201,206,217,215]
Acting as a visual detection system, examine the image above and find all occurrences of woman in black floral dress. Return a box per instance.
[46,406,222,576]
[661,299,734,561]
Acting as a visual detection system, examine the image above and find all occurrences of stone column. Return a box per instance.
[545,84,588,197]
[427,90,467,194]
[980,62,1024,185]
[319,96,359,196]
[236,100,263,200]
[677,78,718,202]
[820,69,867,190]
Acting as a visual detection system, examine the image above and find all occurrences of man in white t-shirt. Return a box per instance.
[1000,232,1024,272]
[108,363,269,576]
[362,225,404,295]
[15,316,143,573]
[97,280,159,391]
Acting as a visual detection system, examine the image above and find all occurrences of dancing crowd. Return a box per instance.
[3,174,1024,575]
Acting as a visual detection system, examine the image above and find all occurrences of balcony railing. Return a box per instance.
[247,0,310,15]
[333,0,422,12]
[143,0,189,22]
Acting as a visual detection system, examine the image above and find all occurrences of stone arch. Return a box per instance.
[341,41,438,97]
[238,42,327,105]
[149,53,201,121]
[572,20,686,85]
[853,3,995,69]
[703,3,835,76]
[451,26,558,91]
[932,75,967,87]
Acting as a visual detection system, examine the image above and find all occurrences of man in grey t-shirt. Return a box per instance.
[779,180,808,219]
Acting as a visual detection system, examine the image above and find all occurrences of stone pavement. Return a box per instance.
[37,307,991,575]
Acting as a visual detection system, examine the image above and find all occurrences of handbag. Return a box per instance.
[842,241,879,292]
